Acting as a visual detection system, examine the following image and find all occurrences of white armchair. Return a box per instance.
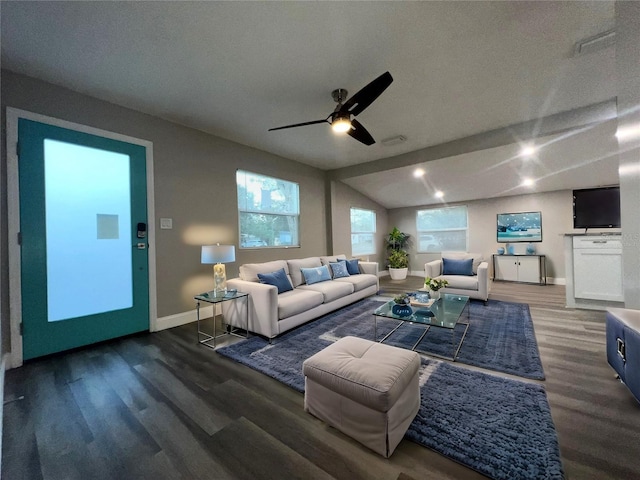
[425,252,490,304]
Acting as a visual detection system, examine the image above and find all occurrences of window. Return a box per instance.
[416,205,468,252]
[237,170,299,248]
[350,208,376,256]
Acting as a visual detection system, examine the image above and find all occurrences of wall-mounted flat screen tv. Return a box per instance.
[573,186,621,229]
[497,211,542,243]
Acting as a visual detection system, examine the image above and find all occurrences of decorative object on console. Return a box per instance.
[526,243,536,255]
[497,247,505,255]
[201,244,236,296]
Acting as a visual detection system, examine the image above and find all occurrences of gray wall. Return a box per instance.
[387,189,621,282]
[330,180,388,268]
[616,1,640,309]
[0,70,329,353]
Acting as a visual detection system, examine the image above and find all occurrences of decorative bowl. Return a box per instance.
[392,304,413,317]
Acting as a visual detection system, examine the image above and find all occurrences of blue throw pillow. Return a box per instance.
[346,258,360,275]
[257,268,293,294]
[442,257,474,276]
[300,265,332,285]
[329,261,350,279]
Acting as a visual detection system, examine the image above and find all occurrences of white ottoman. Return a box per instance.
[302,336,421,458]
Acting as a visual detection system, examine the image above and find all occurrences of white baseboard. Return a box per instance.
[155,305,214,331]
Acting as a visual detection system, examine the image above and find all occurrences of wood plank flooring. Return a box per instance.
[3,279,640,479]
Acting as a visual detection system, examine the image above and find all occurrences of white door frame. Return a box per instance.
[5,107,158,369]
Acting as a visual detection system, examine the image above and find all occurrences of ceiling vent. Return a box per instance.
[573,29,615,57]
[381,135,406,146]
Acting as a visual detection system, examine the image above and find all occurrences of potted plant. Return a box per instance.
[386,227,411,280]
[424,277,449,300]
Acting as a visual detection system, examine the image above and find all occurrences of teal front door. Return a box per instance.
[18,118,150,360]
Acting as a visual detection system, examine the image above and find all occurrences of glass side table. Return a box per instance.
[194,290,249,349]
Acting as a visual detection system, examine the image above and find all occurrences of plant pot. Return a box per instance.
[389,267,408,280]
[430,290,441,300]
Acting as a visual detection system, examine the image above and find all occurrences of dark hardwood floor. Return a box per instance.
[3,278,640,479]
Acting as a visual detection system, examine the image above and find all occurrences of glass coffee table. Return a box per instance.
[373,293,470,361]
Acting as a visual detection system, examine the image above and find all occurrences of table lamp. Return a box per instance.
[201,244,236,296]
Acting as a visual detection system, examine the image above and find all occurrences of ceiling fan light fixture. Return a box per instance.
[332,117,351,133]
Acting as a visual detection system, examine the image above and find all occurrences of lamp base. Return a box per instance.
[213,263,227,296]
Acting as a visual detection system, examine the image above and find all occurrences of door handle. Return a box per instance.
[135,243,147,249]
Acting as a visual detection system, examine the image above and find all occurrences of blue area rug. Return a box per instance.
[217,299,563,480]
[220,297,544,380]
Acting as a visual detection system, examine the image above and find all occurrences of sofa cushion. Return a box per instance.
[320,254,347,266]
[299,279,354,303]
[441,274,479,291]
[346,258,360,275]
[334,273,378,292]
[257,268,294,294]
[277,289,324,320]
[442,257,473,276]
[301,265,332,285]
[441,251,483,274]
[288,257,322,287]
[240,260,290,282]
[329,261,350,279]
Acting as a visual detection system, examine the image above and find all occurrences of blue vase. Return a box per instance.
[392,304,413,317]
[497,247,505,255]
[526,243,536,255]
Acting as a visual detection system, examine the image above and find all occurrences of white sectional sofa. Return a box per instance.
[222,255,379,339]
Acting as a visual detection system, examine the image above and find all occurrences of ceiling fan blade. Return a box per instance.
[268,118,329,131]
[340,71,393,117]
[346,119,375,145]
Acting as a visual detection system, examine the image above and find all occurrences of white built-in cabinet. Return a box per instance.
[572,235,623,302]
[493,255,546,285]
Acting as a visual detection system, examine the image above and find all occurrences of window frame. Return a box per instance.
[236,170,300,249]
[350,207,376,257]
[416,205,469,253]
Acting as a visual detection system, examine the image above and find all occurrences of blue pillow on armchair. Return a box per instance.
[442,257,474,276]
[257,268,294,294]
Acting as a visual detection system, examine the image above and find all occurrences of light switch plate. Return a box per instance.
[160,218,173,230]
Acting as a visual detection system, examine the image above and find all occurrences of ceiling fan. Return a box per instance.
[268,71,393,146]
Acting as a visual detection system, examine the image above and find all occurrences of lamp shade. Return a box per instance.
[201,244,236,264]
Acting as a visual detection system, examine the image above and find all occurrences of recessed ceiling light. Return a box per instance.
[522,178,535,187]
[520,145,537,157]
[413,168,425,178]
[616,123,640,142]
[435,191,444,198]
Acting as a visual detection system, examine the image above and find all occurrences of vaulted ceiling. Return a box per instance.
[1,1,620,208]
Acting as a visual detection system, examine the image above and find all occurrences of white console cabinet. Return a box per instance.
[572,236,623,302]
[493,255,546,285]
